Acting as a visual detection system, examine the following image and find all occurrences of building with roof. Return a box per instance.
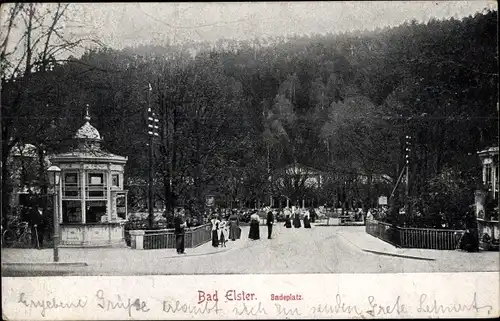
[49,107,128,247]
[476,146,499,249]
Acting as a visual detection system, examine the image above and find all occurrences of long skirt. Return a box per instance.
[293,217,301,228]
[304,216,311,228]
[212,230,219,247]
[284,219,292,228]
[249,221,260,240]
[176,234,185,253]
[229,223,241,240]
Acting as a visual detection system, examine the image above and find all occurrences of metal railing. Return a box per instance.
[186,224,212,248]
[142,224,211,250]
[366,219,465,250]
[399,227,464,250]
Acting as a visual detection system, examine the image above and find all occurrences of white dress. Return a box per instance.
[219,221,229,240]
[211,219,220,231]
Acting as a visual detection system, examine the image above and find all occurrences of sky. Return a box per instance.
[67,1,498,49]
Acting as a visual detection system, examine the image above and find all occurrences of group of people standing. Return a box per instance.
[210,207,316,245]
[283,208,312,229]
[248,210,275,240]
[248,208,314,240]
[211,212,242,247]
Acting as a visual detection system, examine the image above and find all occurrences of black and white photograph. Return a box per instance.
[1,1,498,319]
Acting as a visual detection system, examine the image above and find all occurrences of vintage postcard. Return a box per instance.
[1,1,499,319]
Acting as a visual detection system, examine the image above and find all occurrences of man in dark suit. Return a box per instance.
[27,204,45,249]
[174,210,187,254]
[266,211,274,239]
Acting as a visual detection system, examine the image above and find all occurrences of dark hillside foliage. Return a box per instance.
[2,10,497,226]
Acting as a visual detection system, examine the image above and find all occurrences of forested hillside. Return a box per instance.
[2,10,497,216]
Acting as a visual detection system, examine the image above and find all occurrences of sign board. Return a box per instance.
[378,196,388,206]
[483,157,493,165]
[205,195,215,207]
[83,163,108,170]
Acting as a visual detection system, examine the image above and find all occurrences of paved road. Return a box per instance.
[2,225,498,276]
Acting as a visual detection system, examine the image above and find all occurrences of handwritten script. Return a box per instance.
[18,292,88,317]
[15,291,494,318]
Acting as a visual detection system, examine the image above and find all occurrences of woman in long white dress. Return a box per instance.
[219,220,229,247]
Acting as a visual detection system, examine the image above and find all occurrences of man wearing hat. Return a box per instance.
[174,209,187,254]
[27,203,46,249]
[266,210,275,239]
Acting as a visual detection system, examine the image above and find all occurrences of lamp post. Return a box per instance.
[47,165,61,262]
[147,83,159,228]
[405,135,412,216]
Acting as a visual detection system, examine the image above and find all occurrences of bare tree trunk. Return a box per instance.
[171,102,178,211]
[36,146,48,207]
[24,4,35,77]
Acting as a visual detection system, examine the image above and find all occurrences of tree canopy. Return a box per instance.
[2,9,497,219]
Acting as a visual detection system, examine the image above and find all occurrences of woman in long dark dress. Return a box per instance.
[303,210,311,228]
[293,212,301,228]
[228,212,240,241]
[211,216,220,247]
[310,207,316,223]
[248,212,260,240]
[284,215,292,228]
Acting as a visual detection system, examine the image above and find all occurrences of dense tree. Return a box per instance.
[2,10,497,227]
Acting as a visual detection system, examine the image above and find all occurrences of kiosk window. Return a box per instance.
[112,174,119,187]
[64,173,79,197]
[87,173,106,198]
[62,200,82,223]
[86,200,107,223]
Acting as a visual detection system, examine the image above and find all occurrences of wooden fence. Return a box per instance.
[366,220,465,250]
[141,224,212,250]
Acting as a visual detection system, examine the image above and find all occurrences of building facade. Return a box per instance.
[476,146,499,248]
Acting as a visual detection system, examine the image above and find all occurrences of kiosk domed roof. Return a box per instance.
[74,105,101,140]
[74,121,101,140]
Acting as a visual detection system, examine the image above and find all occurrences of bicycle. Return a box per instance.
[2,221,33,248]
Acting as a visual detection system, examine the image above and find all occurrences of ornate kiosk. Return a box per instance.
[49,109,128,247]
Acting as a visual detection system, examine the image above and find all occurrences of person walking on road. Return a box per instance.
[310,207,317,223]
[211,216,220,247]
[284,214,292,228]
[248,212,260,240]
[292,210,301,228]
[303,209,311,228]
[219,219,229,247]
[27,204,45,249]
[174,210,187,254]
[266,211,274,239]
[228,211,241,241]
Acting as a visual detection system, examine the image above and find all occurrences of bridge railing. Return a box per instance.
[129,224,212,250]
[366,219,464,250]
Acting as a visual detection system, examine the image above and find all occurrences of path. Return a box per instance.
[2,224,498,276]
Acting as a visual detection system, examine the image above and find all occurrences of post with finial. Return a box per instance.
[85,104,91,121]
